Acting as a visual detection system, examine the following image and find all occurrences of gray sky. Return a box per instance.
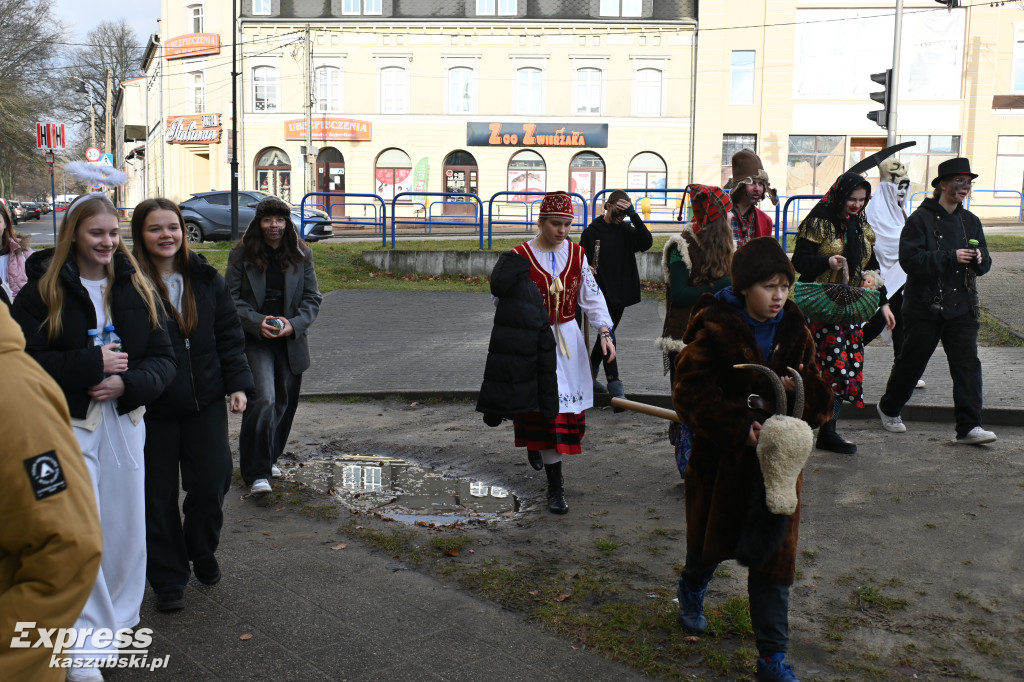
[53,0,161,43]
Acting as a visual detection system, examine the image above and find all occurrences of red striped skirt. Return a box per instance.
[513,411,586,455]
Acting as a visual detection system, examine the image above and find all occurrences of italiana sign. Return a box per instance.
[284,118,372,141]
[467,122,608,148]
[166,114,222,144]
[165,33,221,59]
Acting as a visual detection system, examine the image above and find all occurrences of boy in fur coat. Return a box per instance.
[672,237,833,682]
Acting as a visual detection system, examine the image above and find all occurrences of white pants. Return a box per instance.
[70,402,146,664]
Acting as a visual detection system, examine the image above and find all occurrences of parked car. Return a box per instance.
[9,201,26,221]
[0,199,18,224]
[21,202,41,220]
[178,190,332,243]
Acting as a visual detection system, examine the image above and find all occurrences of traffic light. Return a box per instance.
[867,69,892,130]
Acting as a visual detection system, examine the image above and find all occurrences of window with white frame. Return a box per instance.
[996,136,1024,196]
[343,0,381,14]
[517,67,543,115]
[575,68,602,115]
[252,0,271,15]
[1014,29,1024,93]
[187,4,204,33]
[477,0,516,13]
[599,0,641,17]
[730,50,755,104]
[252,65,278,112]
[187,71,205,113]
[380,66,408,113]
[448,67,474,114]
[316,66,341,113]
[633,68,662,116]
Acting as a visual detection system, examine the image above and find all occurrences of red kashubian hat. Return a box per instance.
[686,184,733,234]
[538,191,574,220]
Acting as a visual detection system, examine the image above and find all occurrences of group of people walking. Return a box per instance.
[3,193,320,681]
[480,151,995,682]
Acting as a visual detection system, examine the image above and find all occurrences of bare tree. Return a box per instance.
[0,0,65,198]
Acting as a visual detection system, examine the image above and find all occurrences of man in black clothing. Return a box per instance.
[876,157,996,445]
[578,190,653,402]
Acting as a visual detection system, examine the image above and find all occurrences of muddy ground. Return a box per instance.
[236,398,1024,680]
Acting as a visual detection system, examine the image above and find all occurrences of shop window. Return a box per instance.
[627,152,667,205]
[899,135,961,195]
[722,134,757,187]
[187,71,205,114]
[1014,29,1024,93]
[255,147,291,203]
[316,66,341,113]
[448,67,475,114]
[730,51,755,105]
[786,135,845,196]
[517,68,543,115]
[569,152,605,204]
[849,137,886,188]
[380,66,408,114]
[252,0,271,15]
[633,68,662,117]
[252,66,278,112]
[375,148,412,201]
[508,150,546,203]
[575,68,602,116]
[187,4,204,33]
[600,0,641,17]
[996,136,1024,197]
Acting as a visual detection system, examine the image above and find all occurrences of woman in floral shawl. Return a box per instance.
[792,172,895,454]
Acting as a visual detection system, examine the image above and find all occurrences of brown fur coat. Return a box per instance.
[672,293,833,585]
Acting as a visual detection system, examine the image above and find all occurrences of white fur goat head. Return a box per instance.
[734,364,814,515]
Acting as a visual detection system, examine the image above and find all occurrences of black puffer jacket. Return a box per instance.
[12,249,176,419]
[476,252,558,422]
[147,252,254,418]
[900,197,991,321]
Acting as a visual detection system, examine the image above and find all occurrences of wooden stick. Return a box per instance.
[610,397,682,423]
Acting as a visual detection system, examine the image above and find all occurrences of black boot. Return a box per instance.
[816,419,857,454]
[527,450,543,470]
[544,461,568,514]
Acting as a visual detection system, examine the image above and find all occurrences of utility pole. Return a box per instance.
[887,0,904,145]
[230,0,239,241]
[105,67,113,154]
[305,24,313,197]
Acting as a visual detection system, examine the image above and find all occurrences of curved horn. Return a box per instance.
[787,367,804,418]
[734,364,785,417]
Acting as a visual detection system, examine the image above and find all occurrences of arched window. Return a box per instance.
[380,67,408,114]
[627,152,668,205]
[316,66,341,113]
[448,67,475,114]
[569,152,605,203]
[316,148,346,216]
[375,148,412,201]
[516,68,542,115]
[508,150,546,202]
[255,147,291,203]
[634,68,662,117]
[443,150,479,215]
[252,66,278,112]
[575,68,602,116]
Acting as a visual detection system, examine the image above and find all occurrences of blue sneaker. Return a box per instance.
[676,579,709,633]
[756,652,799,682]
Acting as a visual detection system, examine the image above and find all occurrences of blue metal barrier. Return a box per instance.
[591,188,689,227]
[907,189,1024,221]
[486,191,589,250]
[780,195,824,251]
[299,192,388,246]
[391,192,483,249]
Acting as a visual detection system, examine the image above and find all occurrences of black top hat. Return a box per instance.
[931,157,978,188]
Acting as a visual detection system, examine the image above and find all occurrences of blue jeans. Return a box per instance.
[239,337,302,484]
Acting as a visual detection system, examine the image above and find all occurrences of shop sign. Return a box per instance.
[467,122,608,148]
[284,118,372,141]
[165,33,221,59]
[166,114,222,144]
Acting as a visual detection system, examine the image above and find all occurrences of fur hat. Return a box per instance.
[686,184,732,235]
[731,236,795,294]
[878,158,909,186]
[726,149,779,206]
[931,157,978,188]
[538,191,574,220]
[255,196,292,221]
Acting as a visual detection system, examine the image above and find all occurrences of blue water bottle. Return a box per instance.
[103,324,122,351]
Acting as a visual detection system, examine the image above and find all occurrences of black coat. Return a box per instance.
[12,249,176,419]
[146,252,255,418]
[476,252,558,422]
[900,197,991,321]
[578,214,653,310]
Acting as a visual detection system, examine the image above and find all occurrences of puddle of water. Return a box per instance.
[290,454,520,524]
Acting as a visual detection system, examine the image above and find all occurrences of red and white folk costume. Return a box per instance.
[511,192,613,455]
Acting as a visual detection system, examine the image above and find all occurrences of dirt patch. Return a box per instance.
[234,397,1024,680]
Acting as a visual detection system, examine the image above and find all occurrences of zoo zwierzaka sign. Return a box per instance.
[467,122,608,148]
